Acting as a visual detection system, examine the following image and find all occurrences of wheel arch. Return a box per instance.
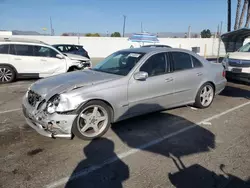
[0,63,18,75]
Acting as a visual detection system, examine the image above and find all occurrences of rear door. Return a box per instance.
[8,44,42,74]
[0,44,10,64]
[33,45,67,76]
[128,52,175,115]
[170,51,204,104]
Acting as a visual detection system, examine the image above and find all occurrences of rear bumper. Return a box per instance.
[215,78,227,95]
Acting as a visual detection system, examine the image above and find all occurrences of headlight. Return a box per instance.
[46,95,60,114]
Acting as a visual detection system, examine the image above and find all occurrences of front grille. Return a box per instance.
[27,90,42,107]
[228,59,250,67]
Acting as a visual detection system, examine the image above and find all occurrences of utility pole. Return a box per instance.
[188,25,191,38]
[122,15,126,37]
[217,21,223,63]
[141,22,143,33]
[227,0,231,32]
[50,16,54,36]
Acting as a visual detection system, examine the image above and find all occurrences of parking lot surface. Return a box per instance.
[0,80,250,188]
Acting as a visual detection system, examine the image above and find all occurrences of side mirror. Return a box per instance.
[134,71,148,81]
[56,54,65,59]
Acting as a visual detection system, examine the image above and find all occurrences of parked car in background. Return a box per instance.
[22,47,226,140]
[142,44,172,48]
[0,38,91,83]
[52,44,90,59]
[222,42,250,83]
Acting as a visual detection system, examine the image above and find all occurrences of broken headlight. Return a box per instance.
[46,94,60,114]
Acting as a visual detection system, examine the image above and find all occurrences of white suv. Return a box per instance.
[222,42,250,83]
[0,38,91,83]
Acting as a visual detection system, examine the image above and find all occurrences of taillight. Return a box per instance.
[222,70,226,77]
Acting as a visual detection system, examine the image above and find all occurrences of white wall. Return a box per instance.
[1,35,250,58]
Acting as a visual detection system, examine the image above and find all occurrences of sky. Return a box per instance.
[0,0,242,35]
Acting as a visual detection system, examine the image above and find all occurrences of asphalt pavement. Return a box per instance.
[0,80,250,188]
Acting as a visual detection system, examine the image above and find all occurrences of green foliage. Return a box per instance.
[200,29,212,38]
[85,33,100,37]
[111,32,121,37]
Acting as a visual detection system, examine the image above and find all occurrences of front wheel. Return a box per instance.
[194,83,215,109]
[72,101,112,140]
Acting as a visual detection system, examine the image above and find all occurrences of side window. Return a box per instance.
[191,56,203,68]
[0,45,9,54]
[56,46,64,52]
[15,44,34,56]
[33,46,58,58]
[140,53,167,77]
[172,52,192,71]
[9,44,16,55]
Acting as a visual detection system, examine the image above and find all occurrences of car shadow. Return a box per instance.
[112,104,215,159]
[66,104,216,187]
[219,85,250,99]
[168,158,250,188]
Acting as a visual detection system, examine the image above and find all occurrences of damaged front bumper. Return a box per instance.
[22,96,77,139]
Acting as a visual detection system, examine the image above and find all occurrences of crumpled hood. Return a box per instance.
[64,53,90,61]
[30,70,121,99]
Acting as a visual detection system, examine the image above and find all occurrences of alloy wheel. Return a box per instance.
[0,67,13,83]
[77,105,109,138]
[200,85,214,107]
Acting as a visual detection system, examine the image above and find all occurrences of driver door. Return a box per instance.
[127,52,175,115]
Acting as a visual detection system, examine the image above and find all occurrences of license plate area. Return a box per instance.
[232,68,242,73]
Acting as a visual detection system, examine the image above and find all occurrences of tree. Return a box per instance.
[61,33,69,36]
[245,0,250,27]
[234,0,242,30]
[85,33,100,37]
[200,29,212,38]
[239,0,248,28]
[111,32,121,37]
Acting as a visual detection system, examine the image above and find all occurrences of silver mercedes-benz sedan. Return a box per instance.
[22,47,227,140]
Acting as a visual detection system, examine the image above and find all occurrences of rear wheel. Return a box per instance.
[0,65,15,83]
[194,83,215,108]
[72,101,112,140]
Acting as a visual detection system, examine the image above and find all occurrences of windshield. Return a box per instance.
[92,51,145,76]
[238,42,250,52]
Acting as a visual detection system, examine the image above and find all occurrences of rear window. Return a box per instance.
[0,44,9,54]
[15,45,34,56]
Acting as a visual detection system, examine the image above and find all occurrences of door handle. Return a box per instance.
[165,77,173,82]
[41,59,47,62]
[196,72,203,76]
[14,58,21,60]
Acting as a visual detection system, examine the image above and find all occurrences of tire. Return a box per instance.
[72,100,112,140]
[0,65,16,84]
[194,82,215,109]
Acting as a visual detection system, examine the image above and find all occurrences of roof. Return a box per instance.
[52,44,83,47]
[119,47,191,54]
[0,37,47,45]
[221,28,250,52]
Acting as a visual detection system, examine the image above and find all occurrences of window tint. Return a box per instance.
[192,56,203,68]
[140,53,166,76]
[172,52,192,71]
[0,45,9,54]
[33,46,58,58]
[15,45,34,56]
